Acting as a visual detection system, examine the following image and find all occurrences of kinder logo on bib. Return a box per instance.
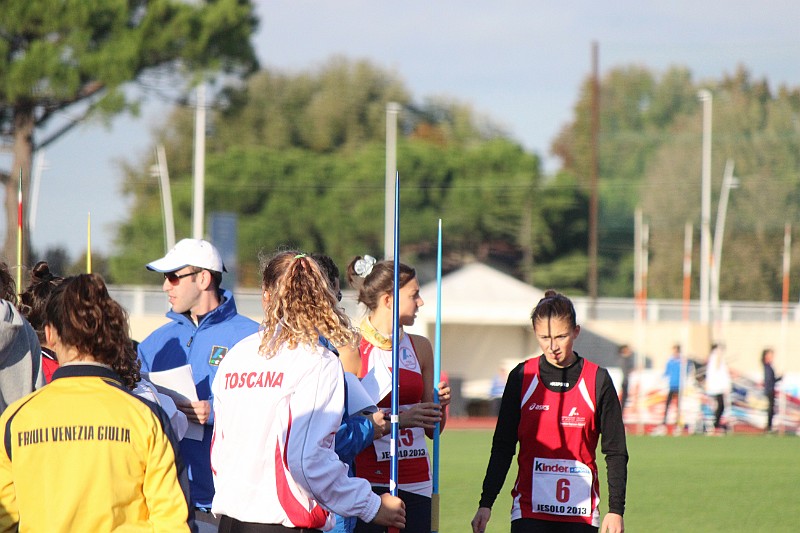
[399,347,418,370]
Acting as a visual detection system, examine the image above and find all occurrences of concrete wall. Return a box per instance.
[129,312,799,381]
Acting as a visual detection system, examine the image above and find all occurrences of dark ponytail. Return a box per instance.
[530,289,577,330]
[45,274,140,389]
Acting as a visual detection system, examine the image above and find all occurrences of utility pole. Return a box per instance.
[588,41,600,318]
[154,145,176,251]
[711,159,738,317]
[698,89,712,325]
[192,83,206,240]
[682,222,693,322]
[384,102,401,260]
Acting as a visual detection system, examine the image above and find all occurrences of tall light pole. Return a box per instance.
[384,102,401,259]
[698,89,712,324]
[711,159,738,317]
[193,83,206,240]
[154,144,176,251]
[29,150,48,233]
[588,41,600,318]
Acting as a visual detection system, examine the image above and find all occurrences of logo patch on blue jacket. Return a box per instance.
[208,346,228,366]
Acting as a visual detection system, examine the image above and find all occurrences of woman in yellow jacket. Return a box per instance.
[0,274,190,532]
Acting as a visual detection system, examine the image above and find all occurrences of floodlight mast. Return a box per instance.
[698,89,712,325]
[711,159,738,318]
[384,102,401,259]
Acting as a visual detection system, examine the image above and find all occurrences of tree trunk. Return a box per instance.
[4,102,34,287]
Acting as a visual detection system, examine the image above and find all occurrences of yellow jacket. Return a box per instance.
[0,364,190,532]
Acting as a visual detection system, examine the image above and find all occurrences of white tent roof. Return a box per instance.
[417,262,545,326]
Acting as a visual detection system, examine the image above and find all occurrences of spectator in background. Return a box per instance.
[761,348,781,433]
[0,261,44,413]
[704,343,731,434]
[617,344,634,411]
[20,261,64,382]
[489,366,507,417]
[661,344,683,429]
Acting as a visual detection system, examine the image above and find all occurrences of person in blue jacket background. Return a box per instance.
[313,253,389,533]
[662,344,684,428]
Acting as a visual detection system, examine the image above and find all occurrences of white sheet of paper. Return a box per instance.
[344,372,378,416]
[359,354,393,403]
[142,364,204,441]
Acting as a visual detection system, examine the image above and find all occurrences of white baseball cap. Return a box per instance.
[145,238,227,273]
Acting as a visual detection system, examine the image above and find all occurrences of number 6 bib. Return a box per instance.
[531,457,592,517]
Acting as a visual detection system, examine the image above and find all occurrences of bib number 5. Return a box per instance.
[374,428,428,461]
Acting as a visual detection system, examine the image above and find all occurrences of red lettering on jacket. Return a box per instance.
[224,371,284,389]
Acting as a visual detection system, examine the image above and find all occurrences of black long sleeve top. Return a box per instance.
[477,354,628,516]
[764,363,781,394]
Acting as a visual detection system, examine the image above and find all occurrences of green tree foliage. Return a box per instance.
[0,0,258,265]
[214,57,410,152]
[114,56,800,300]
[556,63,800,300]
[530,172,590,292]
[641,67,800,301]
[112,59,590,287]
[552,65,699,296]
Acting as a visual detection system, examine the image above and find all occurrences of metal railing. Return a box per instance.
[110,285,797,323]
[109,285,361,320]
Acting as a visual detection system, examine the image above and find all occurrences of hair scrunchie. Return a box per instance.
[354,255,377,278]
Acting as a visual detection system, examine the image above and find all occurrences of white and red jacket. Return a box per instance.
[210,331,381,530]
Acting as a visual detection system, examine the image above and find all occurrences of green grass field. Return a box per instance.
[435,430,799,532]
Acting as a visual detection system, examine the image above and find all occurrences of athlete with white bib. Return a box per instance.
[472,290,627,533]
[343,255,451,533]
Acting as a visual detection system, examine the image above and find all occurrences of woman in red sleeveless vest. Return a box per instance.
[343,255,451,533]
[472,290,628,533]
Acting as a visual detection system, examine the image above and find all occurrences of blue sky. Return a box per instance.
[17,0,800,261]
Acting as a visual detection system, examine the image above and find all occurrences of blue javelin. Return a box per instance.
[390,171,400,497]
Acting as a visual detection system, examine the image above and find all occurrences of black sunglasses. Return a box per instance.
[164,270,200,285]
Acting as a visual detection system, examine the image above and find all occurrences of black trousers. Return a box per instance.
[766,390,776,430]
[663,389,680,424]
[712,394,726,429]
[355,487,431,533]
[218,516,321,533]
[511,518,598,532]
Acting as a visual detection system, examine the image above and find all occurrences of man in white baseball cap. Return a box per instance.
[136,239,259,530]
[145,238,227,274]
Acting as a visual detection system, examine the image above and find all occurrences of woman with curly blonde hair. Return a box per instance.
[258,251,355,358]
[210,251,405,533]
